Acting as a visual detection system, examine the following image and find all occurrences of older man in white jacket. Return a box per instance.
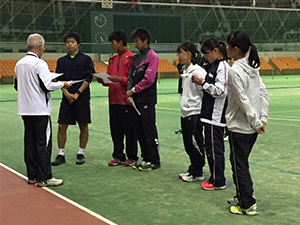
[14,33,70,187]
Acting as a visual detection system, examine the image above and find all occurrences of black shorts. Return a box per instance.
[58,100,91,125]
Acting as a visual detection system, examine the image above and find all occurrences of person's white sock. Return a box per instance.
[78,147,85,155]
[58,148,65,156]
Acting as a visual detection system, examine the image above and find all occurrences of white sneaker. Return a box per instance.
[178,172,190,179]
[181,173,204,182]
[37,178,63,187]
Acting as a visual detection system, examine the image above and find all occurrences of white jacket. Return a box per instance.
[226,57,269,134]
[180,63,206,118]
[14,52,64,116]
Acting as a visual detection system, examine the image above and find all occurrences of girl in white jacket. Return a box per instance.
[226,31,269,215]
[176,42,207,182]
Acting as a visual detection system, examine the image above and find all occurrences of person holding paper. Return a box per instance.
[14,33,71,187]
[52,32,95,166]
[97,29,138,167]
[126,27,161,171]
[176,42,206,182]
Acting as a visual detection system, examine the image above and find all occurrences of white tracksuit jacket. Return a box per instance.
[226,57,269,134]
[180,63,207,118]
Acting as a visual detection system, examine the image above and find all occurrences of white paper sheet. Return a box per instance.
[67,79,85,85]
[180,73,192,78]
[93,72,113,83]
[131,99,141,116]
[51,72,63,80]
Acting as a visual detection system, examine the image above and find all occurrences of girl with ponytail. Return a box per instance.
[192,37,230,191]
[176,42,207,182]
[225,31,269,215]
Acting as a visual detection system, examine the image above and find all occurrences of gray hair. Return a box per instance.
[27,33,45,50]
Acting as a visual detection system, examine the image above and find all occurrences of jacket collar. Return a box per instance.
[26,52,40,58]
[139,46,150,55]
[67,51,82,59]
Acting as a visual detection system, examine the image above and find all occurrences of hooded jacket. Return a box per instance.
[226,57,269,134]
[180,63,206,118]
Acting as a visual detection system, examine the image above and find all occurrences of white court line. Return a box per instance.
[0,162,117,225]
[156,107,300,122]
[270,117,300,122]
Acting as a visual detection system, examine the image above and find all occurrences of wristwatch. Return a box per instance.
[76,90,82,95]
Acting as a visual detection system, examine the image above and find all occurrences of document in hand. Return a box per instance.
[131,99,141,116]
[180,73,192,78]
[93,72,113,83]
[51,72,63,80]
[67,79,85,85]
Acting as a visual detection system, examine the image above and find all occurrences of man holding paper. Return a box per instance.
[97,30,138,167]
[52,32,95,166]
[14,33,71,187]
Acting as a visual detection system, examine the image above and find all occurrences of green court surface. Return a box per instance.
[1,75,299,225]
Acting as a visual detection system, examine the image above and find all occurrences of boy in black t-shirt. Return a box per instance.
[52,32,95,166]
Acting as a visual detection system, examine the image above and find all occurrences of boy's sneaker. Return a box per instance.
[36,178,63,187]
[51,155,66,166]
[178,172,189,179]
[76,154,85,165]
[27,179,36,185]
[108,159,124,166]
[124,160,136,167]
[138,162,161,171]
[230,204,258,216]
[201,181,226,190]
[227,197,239,206]
[132,161,147,170]
[181,173,204,182]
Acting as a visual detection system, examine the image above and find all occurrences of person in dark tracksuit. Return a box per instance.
[126,27,160,171]
[192,38,230,190]
[176,42,206,182]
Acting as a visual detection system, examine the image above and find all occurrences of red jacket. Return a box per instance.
[106,48,133,105]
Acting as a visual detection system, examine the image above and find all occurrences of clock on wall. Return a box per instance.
[94,13,107,28]
[94,31,108,45]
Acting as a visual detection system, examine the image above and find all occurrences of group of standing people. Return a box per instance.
[176,31,269,215]
[14,28,268,215]
[14,27,161,188]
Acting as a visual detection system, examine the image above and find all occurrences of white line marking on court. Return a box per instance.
[156,107,300,122]
[269,117,300,122]
[0,162,117,225]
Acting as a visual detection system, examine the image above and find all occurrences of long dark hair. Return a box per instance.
[176,42,202,65]
[200,37,228,59]
[227,31,260,68]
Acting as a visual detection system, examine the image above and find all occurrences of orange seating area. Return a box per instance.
[173,58,179,65]
[45,60,57,72]
[269,56,300,71]
[0,60,17,77]
[259,57,272,70]
[158,59,177,73]
[0,59,107,78]
[93,60,107,73]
